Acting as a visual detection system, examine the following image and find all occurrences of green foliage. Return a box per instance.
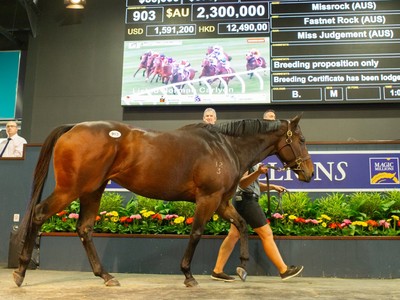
[41,191,400,237]
[348,192,395,220]
[384,190,400,212]
[169,201,196,218]
[262,192,314,217]
[98,192,124,213]
[314,193,352,222]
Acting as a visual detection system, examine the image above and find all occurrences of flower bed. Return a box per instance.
[41,191,400,237]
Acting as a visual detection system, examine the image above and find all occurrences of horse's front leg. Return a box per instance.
[181,201,217,287]
[181,225,203,287]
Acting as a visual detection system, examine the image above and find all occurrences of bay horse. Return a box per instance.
[13,116,313,288]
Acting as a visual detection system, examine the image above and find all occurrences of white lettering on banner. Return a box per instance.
[266,161,349,182]
[313,162,348,181]
[336,162,348,181]
[374,162,395,171]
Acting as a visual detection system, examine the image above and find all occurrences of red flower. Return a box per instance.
[294,217,306,224]
[152,213,162,221]
[120,216,129,223]
[186,217,194,225]
[95,216,101,222]
[398,220,400,227]
[328,223,338,229]
[56,210,67,217]
[367,220,378,227]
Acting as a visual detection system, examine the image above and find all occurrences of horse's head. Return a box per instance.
[201,58,210,67]
[274,115,314,182]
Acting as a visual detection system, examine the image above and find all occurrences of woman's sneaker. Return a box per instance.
[211,271,235,282]
[280,265,304,280]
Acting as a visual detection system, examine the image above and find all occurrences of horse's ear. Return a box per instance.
[290,113,303,127]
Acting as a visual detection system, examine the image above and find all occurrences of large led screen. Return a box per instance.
[121,0,400,106]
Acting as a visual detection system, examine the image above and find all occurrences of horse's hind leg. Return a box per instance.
[13,220,41,287]
[13,192,74,287]
[77,186,120,286]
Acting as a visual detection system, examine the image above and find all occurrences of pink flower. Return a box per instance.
[130,214,142,220]
[100,211,107,215]
[341,219,352,227]
[272,213,283,219]
[379,220,390,229]
[305,219,319,225]
[68,213,79,219]
[165,214,179,220]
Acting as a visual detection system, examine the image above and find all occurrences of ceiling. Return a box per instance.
[0,0,39,50]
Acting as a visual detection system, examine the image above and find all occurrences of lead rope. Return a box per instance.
[265,164,288,217]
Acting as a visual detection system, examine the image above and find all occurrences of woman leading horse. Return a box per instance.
[13,116,313,288]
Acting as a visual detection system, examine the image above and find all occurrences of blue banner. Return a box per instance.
[262,150,400,192]
[106,151,400,192]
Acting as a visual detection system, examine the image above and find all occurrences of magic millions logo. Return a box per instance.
[369,157,400,184]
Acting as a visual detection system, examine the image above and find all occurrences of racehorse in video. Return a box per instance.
[149,56,164,83]
[214,61,235,89]
[13,116,314,288]
[199,58,216,83]
[144,53,160,81]
[199,58,234,89]
[133,51,151,78]
[246,54,267,79]
[206,46,232,62]
[170,64,196,91]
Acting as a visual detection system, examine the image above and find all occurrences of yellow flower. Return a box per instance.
[288,215,297,220]
[213,214,219,221]
[392,215,399,221]
[174,216,185,224]
[140,209,147,214]
[142,211,155,218]
[110,217,119,222]
[106,211,119,217]
[321,214,331,221]
[322,222,327,227]
[352,221,368,227]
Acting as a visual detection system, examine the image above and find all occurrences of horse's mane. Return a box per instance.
[212,119,281,136]
[180,119,281,136]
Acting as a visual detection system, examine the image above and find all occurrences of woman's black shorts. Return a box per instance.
[232,193,267,229]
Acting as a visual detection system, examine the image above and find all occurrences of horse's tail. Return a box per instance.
[17,124,75,242]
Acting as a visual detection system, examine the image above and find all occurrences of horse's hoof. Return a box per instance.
[184,277,199,287]
[13,271,24,287]
[236,267,248,282]
[105,278,120,287]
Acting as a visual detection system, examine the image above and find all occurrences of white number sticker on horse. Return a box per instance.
[109,130,122,138]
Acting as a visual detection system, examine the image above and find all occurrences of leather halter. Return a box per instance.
[276,120,311,172]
